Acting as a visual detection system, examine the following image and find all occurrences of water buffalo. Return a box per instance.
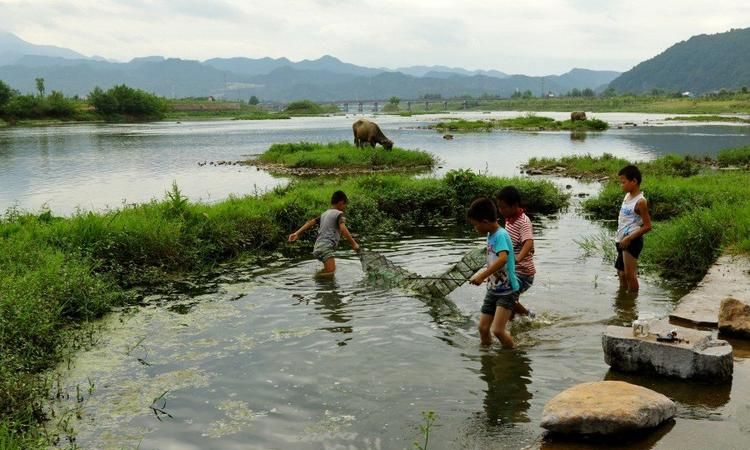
[570,111,587,121]
[352,119,393,150]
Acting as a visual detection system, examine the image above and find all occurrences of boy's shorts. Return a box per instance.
[615,236,644,271]
[312,244,336,262]
[517,274,534,294]
[481,290,519,315]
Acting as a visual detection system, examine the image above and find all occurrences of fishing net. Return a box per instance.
[360,247,486,297]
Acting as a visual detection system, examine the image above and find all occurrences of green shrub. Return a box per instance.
[89,84,167,120]
[256,141,436,169]
[717,146,750,167]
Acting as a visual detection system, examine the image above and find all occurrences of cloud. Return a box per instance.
[0,0,748,74]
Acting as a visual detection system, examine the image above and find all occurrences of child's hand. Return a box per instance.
[469,273,485,285]
[288,232,299,242]
[352,243,361,252]
[620,236,631,249]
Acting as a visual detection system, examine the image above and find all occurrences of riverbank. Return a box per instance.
[0,171,566,447]
[523,152,750,282]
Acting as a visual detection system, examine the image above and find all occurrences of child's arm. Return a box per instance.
[339,221,360,252]
[469,251,508,285]
[620,198,652,247]
[516,239,534,263]
[288,217,318,242]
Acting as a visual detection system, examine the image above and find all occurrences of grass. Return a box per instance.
[526,153,750,283]
[717,146,750,167]
[432,115,608,132]
[524,153,705,179]
[232,112,291,120]
[0,173,566,444]
[252,141,437,170]
[665,115,750,123]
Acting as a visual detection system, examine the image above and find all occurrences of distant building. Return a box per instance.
[207,96,215,102]
[681,91,692,97]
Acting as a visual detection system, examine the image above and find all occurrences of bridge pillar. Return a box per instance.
[374,102,378,112]
[358,102,363,113]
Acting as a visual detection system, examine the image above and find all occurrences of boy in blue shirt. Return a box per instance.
[468,197,520,348]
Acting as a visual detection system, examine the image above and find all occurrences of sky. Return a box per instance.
[1,0,749,75]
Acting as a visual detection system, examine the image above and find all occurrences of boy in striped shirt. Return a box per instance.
[496,186,536,319]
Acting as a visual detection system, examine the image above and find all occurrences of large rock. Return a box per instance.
[603,320,733,382]
[670,255,750,327]
[719,297,750,338]
[541,381,676,434]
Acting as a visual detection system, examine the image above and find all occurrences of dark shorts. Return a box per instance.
[615,236,644,271]
[517,274,534,294]
[481,290,519,315]
[312,244,336,262]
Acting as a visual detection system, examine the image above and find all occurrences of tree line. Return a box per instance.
[0,79,167,123]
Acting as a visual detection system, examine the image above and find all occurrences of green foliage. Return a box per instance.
[282,100,338,115]
[433,115,608,132]
[413,410,437,450]
[665,115,750,124]
[717,146,750,167]
[256,141,436,169]
[232,112,291,120]
[88,84,167,120]
[1,90,78,121]
[525,153,703,180]
[248,95,259,105]
[0,80,12,109]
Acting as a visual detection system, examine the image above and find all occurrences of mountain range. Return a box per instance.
[0,31,623,101]
[609,27,750,94]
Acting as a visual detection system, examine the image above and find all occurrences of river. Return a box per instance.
[2,113,749,449]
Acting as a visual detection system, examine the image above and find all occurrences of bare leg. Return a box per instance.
[623,251,639,292]
[490,307,514,349]
[478,313,493,346]
[316,257,336,277]
[617,270,627,289]
[513,302,529,316]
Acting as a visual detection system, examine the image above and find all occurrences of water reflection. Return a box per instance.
[604,370,731,411]
[311,276,353,344]
[541,420,675,450]
[469,350,533,427]
[611,289,640,325]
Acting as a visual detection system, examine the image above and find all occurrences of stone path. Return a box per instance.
[670,254,750,327]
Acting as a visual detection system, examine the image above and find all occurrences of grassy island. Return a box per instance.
[245,141,438,174]
[432,116,608,132]
[524,151,750,282]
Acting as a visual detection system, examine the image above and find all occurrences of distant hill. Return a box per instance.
[609,27,750,94]
[0,31,86,66]
[0,30,620,100]
[397,65,509,79]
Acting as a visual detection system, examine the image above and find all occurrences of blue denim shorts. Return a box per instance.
[481,290,519,315]
[517,274,534,294]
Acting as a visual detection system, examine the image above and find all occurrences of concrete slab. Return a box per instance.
[669,255,750,327]
[603,319,733,382]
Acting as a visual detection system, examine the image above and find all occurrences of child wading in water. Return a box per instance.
[496,186,536,319]
[288,190,360,274]
[468,197,520,348]
[615,165,652,291]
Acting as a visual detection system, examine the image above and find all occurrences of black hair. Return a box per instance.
[618,165,642,185]
[467,197,498,222]
[496,186,521,206]
[331,190,348,204]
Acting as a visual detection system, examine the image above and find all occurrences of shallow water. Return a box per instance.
[1,112,749,214]
[3,115,748,449]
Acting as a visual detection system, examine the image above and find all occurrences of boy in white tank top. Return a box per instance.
[615,165,652,292]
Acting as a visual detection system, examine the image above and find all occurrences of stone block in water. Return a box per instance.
[718,297,750,338]
[602,319,733,382]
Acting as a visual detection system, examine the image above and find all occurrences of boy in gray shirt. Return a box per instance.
[288,191,360,274]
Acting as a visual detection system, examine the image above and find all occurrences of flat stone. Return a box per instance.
[670,255,750,327]
[541,381,676,435]
[719,298,750,338]
[603,320,733,382]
